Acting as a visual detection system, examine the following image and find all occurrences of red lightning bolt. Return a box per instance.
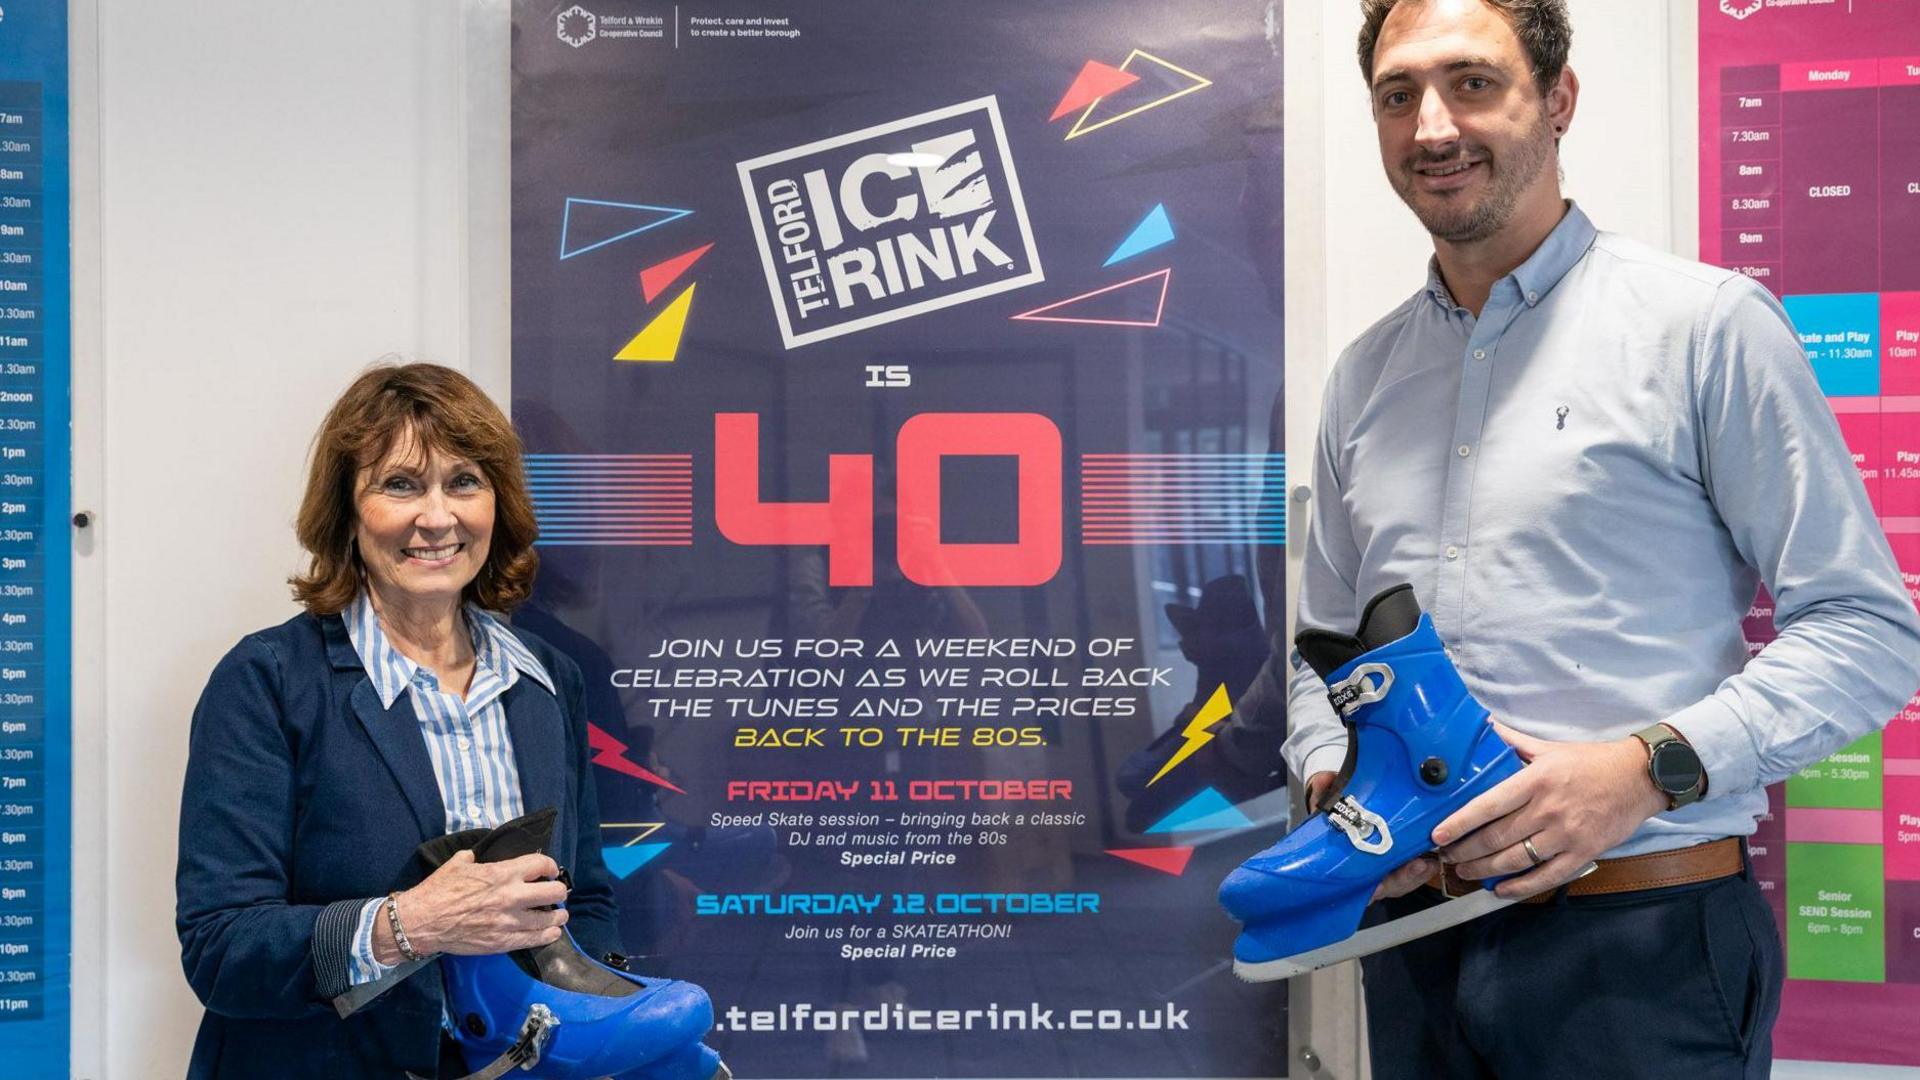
[587,722,686,794]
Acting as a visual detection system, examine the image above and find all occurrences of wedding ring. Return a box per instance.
[1522,837,1545,866]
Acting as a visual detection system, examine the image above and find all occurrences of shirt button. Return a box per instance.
[457,736,472,750]
[1445,545,1460,560]
[1473,349,1486,360]
[467,802,481,818]
[1456,444,1471,457]
[1526,291,1539,304]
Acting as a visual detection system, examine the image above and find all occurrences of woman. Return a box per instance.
[175,364,709,1078]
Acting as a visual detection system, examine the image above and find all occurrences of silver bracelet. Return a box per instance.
[385,891,423,963]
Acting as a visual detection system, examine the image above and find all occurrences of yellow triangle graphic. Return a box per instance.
[1065,50,1213,141]
[615,283,696,362]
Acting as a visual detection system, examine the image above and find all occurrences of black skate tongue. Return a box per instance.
[409,810,642,998]
[411,807,559,878]
[1355,584,1420,648]
[1293,584,1422,680]
[468,808,558,863]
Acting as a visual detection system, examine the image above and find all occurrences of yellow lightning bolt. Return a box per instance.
[601,822,667,847]
[1147,683,1233,787]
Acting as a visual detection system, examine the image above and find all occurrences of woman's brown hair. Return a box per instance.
[289,363,539,614]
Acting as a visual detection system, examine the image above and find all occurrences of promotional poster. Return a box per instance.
[510,2,1288,1075]
[1700,0,1920,1066]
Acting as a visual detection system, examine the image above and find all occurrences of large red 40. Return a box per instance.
[714,412,1063,587]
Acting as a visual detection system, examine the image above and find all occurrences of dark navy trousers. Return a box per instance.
[1358,857,1784,1079]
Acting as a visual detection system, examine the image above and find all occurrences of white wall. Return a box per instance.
[80,1,508,1075]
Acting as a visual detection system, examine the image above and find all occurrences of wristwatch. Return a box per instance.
[1632,722,1706,809]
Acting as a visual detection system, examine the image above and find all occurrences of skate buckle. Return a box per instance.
[1326,663,1393,717]
[1325,795,1393,854]
[413,1002,562,1080]
[509,1003,560,1070]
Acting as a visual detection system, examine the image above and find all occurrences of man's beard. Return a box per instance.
[1393,113,1555,244]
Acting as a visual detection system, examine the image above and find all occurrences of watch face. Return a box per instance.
[1650,741,1704,795]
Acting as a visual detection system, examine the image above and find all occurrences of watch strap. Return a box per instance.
[1633,722,1705,809]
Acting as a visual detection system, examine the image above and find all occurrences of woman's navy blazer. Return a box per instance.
[175,610,622,1077]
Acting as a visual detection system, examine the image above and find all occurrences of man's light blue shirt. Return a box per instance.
[342,591,555,984]
[1283,203,1920,856]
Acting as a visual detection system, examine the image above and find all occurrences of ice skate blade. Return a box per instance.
[1233,888,1514,983]
[710,1063,733,1080]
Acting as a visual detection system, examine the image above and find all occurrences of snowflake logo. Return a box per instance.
[1719,0,1763,19]
[557,5,597,47]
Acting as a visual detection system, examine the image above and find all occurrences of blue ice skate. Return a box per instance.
[344,807,732,1080]
[1218,584,1557,982]
[441,938,729,1080]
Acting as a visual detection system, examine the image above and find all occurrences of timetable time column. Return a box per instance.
[0,81,44,1020]
[1720,64,1783,293]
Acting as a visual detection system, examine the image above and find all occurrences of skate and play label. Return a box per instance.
[1704,0,1920,1066]
[512,1,1286,1075]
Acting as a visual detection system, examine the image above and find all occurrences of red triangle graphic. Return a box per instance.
[640,242,715,304]
[1106,846,1194,876]
[1051,60,1141,122]
[1010,268,1171,328]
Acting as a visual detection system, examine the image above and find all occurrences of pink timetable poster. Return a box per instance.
[1702,0,1920,1067]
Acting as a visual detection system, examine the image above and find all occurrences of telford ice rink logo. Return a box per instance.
[557,4,597,46]
[1719,0,1763,19]
[737,97,1045,349]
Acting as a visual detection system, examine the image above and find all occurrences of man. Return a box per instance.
[1281,0,1920,1076]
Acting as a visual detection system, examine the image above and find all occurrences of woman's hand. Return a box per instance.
[372,850,569,964]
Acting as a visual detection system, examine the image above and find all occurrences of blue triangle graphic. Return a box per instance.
[560,198,694,260]
[1145,786,1253,834]
[1103,204,1174,267]
[603,842,672,879]
[1172,803,1259,833]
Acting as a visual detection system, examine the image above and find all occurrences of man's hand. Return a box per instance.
[1431,721,1669,899]
[1306,770,1438,903]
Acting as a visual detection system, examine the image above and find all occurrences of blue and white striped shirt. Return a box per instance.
[343,589,556,984]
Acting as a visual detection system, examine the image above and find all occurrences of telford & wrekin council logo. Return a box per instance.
[557,4,597,47]
[737,97,1045,349]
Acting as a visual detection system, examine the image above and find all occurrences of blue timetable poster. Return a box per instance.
[0,2,69,1078]
[511,2,1286,1075]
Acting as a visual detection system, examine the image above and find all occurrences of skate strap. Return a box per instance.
[1325,794,1393,854]
[1319,663,1392,808]
[407,1003,559,1080]
[1429,837,1743,901]
[1324,662,1392,718]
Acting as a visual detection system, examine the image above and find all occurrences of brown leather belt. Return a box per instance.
[1427,836,1744,903]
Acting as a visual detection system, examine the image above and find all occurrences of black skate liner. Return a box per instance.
[415,808,642,999]
[1294,584,1423,806]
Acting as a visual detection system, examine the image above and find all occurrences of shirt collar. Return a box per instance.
[1423,200,1598,311]
[344,590,556,708]
[467,605,557,697]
